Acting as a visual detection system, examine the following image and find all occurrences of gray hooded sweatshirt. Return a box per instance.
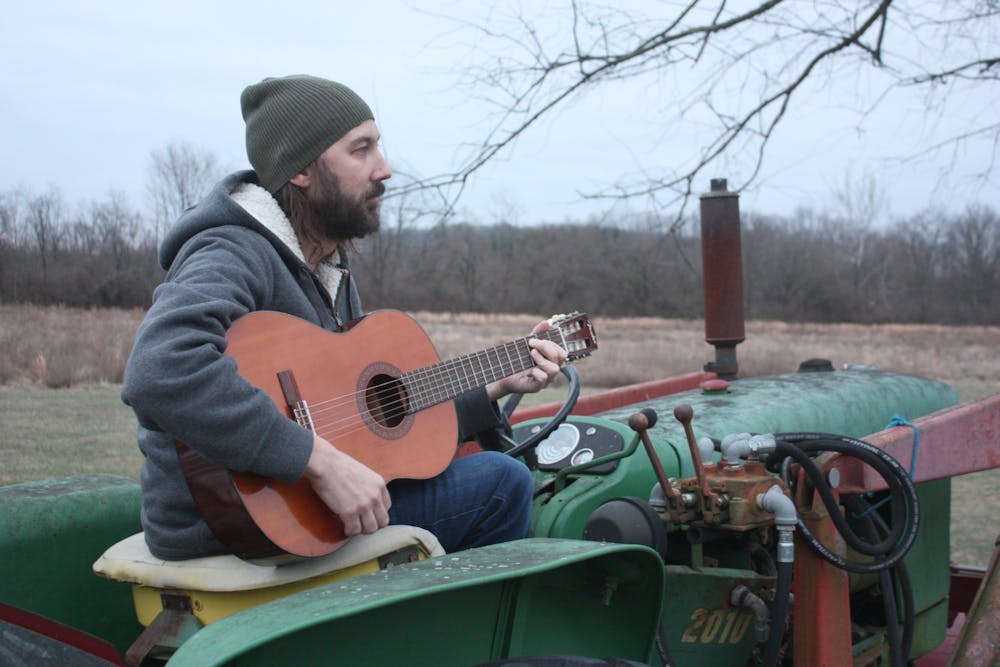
[122,171,501,559]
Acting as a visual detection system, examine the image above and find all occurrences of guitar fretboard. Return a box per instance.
[400,330,562,412]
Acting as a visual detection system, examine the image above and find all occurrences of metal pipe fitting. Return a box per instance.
[757,485,797,527]
[747,434,777,459]
[723,439,751,466]
[649,482,666,510]
[758,485,798,564]
[720,433,752,465]
[698,437,716,466]
[731,584,770,643]
[720,432,777,464]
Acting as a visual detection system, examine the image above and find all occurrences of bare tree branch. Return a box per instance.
[146,142,221,242]
[397,0,998,224]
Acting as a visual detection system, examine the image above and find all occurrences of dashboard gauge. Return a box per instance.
[513,418,625,474]
[536,424,580,464]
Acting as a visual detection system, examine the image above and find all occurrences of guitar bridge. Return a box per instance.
[292,401,314,431]
[278,370,315,432]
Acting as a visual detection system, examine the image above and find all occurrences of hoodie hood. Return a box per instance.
[158,171,348,302]
[229,178,346,300]
[159,171,300,272]
[156,169,359,330]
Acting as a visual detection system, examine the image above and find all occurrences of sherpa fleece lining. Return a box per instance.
[230,181,344,298]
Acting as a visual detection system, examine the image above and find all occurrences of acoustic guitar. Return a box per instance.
[177,309,598,559]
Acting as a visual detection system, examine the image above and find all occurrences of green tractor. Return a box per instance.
[2,182,997,666]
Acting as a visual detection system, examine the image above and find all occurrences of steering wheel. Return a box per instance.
[497,365,581,463]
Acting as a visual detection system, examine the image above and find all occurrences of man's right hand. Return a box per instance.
[303,434,391,537]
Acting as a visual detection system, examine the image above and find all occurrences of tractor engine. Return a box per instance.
[507,179,961,667]
[516,367,949,667]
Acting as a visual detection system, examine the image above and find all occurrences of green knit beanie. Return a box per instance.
[241,75,374,193]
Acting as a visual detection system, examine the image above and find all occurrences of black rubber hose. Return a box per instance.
[847,495,904,667]
[893,564,915,661]
[881,567,904,667]
[656,624,675,667]
[760,559,794,667]
[792,437,913,551]
[769,432,920,573]
[769,440,904,556]
[792,435,920,570]
[776,465,915,575]
[864,496,916,661]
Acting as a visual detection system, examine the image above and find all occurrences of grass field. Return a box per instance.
[1,305,998,564]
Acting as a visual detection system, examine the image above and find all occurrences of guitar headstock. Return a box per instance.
[547,312,598,361]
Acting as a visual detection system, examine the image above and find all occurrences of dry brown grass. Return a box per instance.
[2,305,998,393]
[414,311,1000,392]
[0,304,144,387]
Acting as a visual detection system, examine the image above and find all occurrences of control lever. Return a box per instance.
[629,408,682,522]
[673,404,722,523]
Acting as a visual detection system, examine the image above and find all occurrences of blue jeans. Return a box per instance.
[387,451,533,553]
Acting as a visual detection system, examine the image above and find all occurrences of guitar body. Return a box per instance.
[180,310,459,559]
[178,308,598,560]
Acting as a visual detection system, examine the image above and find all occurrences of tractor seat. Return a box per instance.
[95,526,444,665]
[94,526,444,627]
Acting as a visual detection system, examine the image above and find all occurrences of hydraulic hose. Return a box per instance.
[773,440,905,555]
[848,494,916,663]
[655,625,675,667]
[750,430,919,665]
[892,554,915,660]
[760,559,794,667]
[731,585,770,643]
[755,487,797,667]
[882,566,904,667]
[768,432,920,573]
[794,437,913,553]
[848,495,904,667]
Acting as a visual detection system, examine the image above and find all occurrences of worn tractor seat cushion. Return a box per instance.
[93,525,444,592]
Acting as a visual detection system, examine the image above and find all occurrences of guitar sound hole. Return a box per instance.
[365,374,408,428]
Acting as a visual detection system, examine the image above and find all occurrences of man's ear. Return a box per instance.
[289,168,310,188]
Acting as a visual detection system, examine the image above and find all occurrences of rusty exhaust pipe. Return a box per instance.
[700,178,745,379]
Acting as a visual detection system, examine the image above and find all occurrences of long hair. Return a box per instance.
[273,161,358,264]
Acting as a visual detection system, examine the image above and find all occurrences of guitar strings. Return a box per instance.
[304,349,533,444]
[308,331,550,418]
[305,336,540,440]
[292,329,570,442]
[296,317,589,444]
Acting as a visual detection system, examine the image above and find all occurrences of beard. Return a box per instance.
[305,162,384,242]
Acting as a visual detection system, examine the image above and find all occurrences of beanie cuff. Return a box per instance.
[241,75,374,193]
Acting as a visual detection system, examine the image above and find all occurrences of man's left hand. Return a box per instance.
[487,320,568,401]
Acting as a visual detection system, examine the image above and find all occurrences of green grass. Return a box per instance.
[0,384,576,485]
[2,382,998,565]
[946,374,1000,564]
[0,385,142,485]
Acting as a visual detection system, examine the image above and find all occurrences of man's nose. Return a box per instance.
[373,150,392,181]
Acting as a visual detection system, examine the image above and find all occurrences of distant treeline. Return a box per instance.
[1,186,997,325]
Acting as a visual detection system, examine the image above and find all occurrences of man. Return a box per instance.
[122,74,566,560]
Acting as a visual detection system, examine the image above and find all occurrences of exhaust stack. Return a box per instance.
[700,178,745,379]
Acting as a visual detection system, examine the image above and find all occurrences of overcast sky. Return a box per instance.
[2,1,997,226]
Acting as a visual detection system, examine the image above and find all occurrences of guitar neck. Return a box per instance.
[401,330,561,412]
